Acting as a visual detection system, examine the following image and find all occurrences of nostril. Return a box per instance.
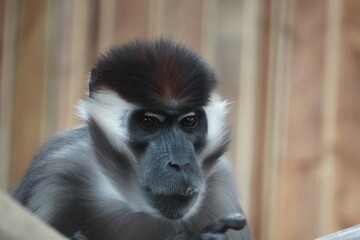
[183,186,193,195]
[168,161,181,171]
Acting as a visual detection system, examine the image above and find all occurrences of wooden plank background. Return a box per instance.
[1,1,360,239]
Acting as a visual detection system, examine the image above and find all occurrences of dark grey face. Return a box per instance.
[129,107,207,220]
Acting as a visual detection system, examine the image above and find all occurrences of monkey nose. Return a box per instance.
[183,186,193,195]
[182,185,197,196]
[167,161,191,171]
[168,161,181,171]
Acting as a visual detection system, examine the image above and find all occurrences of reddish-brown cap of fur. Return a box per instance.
[89,39,217,109]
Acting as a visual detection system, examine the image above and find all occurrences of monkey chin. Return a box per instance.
[146,192,199,220]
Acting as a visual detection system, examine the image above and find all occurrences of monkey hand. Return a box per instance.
[68,231,88,240]
[168,213,247,240]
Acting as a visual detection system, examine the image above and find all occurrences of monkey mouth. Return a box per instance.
[145,187,199,220]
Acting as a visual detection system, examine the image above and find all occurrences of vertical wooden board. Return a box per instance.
[201,0,245,203]
[278,0,326,239]
[96,0,117,52]
[47,0,90,132]
[0,0,18,190]
[209,0,242,162]
[46,0,73,133]
[203,0,243,172]
[53,0,89,131]
[235,0,262,223]
[0,0,7,189]
[0,0,4,79]
[334,0,360,231]
[318,0,342,236]
[250,1,272,239]
[259,0,294,239]
[200,0,217,61]
[200,0,237,99]
[115,0,151,44]
[86,0,101,62]
[65,0,91,128]
[212,0,242,105]
[10,0,48,187]
[160,0,204,52]
[202,1,264,237]
[45,0,68,136]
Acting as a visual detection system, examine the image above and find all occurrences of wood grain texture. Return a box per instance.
[249,1,272,239]
[0,0,4,79]
[0,0,18,191]
[334,0,360,231]
[318,0,342,235]
[260,1,291,239]
[9,0,49,187]
[0,191,66,240]
[279,0,326,239]
[235,0,261,219]
[115,0,151,43]
[54,0,90,130]
[97,0,117,52]
[161,0,204,52]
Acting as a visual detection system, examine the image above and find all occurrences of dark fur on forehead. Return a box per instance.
[89,39,217,108]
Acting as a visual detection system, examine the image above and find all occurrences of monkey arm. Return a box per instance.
[167,213,247,240]
[68,213,247,240]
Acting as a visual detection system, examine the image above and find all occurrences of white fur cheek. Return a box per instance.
[199,94,230,162]
[78,90,161,216]
[77,90,137,160]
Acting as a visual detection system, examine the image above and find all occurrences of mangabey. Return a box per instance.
[12,39,252,240]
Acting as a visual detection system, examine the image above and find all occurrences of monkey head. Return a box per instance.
[79,39,230,220]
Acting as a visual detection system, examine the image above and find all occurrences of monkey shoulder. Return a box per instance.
[31,124,97,181]
[11,125,95,209]
[39,125,92,157]
[33,125,93,163]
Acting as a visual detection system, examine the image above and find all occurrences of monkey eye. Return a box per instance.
[178,112,198,129]
[139,116,160,129]
[139,112,165,130]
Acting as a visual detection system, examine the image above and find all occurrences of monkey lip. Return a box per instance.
[145,185,199,197]
[145,187,199,220]
[146,188,199,201]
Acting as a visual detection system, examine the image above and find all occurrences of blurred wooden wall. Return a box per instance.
[1,1,360,240]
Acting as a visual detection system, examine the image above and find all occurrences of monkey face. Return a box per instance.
[79,39,231,221]
[129,108,207,220]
